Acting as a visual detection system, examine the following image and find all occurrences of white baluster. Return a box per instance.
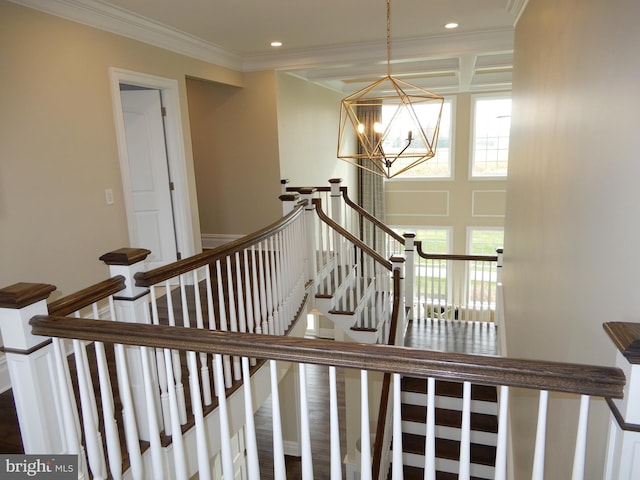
[114,342,143,479]
[163,347,187,480]
[424,377,436,480]
[257,241,269,335]
[264,239,276,336]
[494,385,510,480]
[72,339,107,479]
[242,357,260,479]
[226,255,242,380]
[187,349,211,480]
[214,353,234,479]
[360,370,372,480]
[51,338,81,456]
[571,395,591,480]
[90,303,122,479]
[329,366,342,480]
[459,381,472,480]
[164,280,187,423]
[192,269,212,406]
[299,363,314,479]
[391,373,403,480]
[531,390,549,480]
[149,286,171,435]
[215,260,233,388]
[93,341,122,479]
[139,345,165,479]
[204,266,223,397]
[270,360,286,477]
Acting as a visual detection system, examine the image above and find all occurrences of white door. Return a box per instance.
[121,89,178,269]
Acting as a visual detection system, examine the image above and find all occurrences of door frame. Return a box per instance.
[109,67,195,260]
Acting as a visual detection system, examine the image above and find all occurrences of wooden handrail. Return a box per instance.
[48,276,126,317]
[312,198,392,271]
[135,202,306,287]
[339,187,405,245]
[30,315,625,399]
[285,184,405,245]
[415,240,498,262]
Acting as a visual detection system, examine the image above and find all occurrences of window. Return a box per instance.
[386,99,453,178]
[391,226,451,254]
[471,95,511,177]
[468,227,504,256]
[467,227,504,307]
[392,227,451,314]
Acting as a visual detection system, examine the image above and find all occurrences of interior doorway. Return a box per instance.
[109,68,195,269]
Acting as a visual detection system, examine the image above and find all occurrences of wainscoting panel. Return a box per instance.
[471,190,506,217]
[386,190,450,217]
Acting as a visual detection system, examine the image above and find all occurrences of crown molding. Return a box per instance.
[506,0,530,26]
[9,0,243,70]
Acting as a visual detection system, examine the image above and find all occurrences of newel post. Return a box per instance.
[99,248,160,440]
[300,188,318,286]
[603,322,640,479]
[280,192,300,216]
[0,282,67,453]
[329,178,343,226]
[390,255,407,345]
[403,232,416,322]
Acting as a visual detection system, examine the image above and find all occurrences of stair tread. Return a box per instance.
[402,432,496,466]
[402,377,498,402]
[401,403,498,433]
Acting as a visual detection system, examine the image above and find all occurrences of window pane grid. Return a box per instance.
[471,96,511,177]
[388,100,453,178]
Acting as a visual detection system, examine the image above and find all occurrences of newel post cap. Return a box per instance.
[100,248,151,299]
[0,283,56,351]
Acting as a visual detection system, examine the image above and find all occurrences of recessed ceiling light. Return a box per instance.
[270,41,283,47]
[445,22,459,29]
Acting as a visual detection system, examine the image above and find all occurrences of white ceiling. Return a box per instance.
[13,0,526,93]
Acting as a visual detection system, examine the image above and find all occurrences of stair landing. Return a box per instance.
[404,318,498,356]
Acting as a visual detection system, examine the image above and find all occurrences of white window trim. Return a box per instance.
[468,92,511,181]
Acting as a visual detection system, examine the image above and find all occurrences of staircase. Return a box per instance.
[398,377,498,480]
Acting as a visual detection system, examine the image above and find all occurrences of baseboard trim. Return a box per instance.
[201,233,244,250]
[283,440,301,457]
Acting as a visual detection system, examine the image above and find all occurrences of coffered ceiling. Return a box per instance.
[12,0,527,93]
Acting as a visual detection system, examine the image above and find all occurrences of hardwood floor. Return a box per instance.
[0,318,498,475]
[254,362,347,480]
[405,317,498,356]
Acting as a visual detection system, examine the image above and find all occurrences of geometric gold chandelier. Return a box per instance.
[337,0,445,179]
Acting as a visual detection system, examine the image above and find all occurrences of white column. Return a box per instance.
[604,322,640,480]
[99,248,159,441]
[0,282,68,453]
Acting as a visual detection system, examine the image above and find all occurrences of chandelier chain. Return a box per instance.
[386,0,392,76]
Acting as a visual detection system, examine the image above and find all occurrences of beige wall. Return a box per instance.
[186,73,283,236]
[504,0,640,477]
[276,72,356,190]
[385,93,507,252]
[0,0,243,298]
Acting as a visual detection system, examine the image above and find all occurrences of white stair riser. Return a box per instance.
[402,451,495,479]
[401,391,498,416]
[401,420,498,446]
